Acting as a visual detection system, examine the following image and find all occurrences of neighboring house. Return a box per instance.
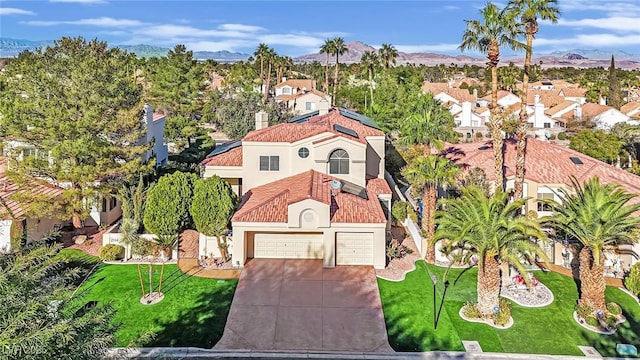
[274,78,317,101]
[141,104,169,167]
[621,102,640,120]
[545,100,580,122]
[526,90,564,109]
[479,90,521,108]
[281,89,332,115]
[206,71,225,90]
[528,95,562,129]
[442,138,640,268]
[580,103,637,130]
[200,105,392,269]
[0,157,65,251]
[558,88,587,104]
[531,80,555,90]
[454,101,485,128]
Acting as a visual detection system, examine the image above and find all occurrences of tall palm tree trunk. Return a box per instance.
[477,255,501,315]
[514,32,534,200]
[489,56,504,193]
[578,247,607,311]
[425,184,437,263]
[368,67,374,107]
[324,53,330,92]
[264,61,272,103]
[333,55,339,106]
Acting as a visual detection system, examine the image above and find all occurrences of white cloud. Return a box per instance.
[443,5,460,10]
[559,0,640,16]
[50,0,108,4]
[535,33,640,48]
[181,40,255,52]
[25,17,145,27]
[257,34,324,48]
[556,17,640,33]
[217,23,265,33]
[133,24,255,39]
[395,43,460,53]
[0,7,35,15]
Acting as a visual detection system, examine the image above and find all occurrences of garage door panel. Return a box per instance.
[254,233,323,259]
[336,232,374,266]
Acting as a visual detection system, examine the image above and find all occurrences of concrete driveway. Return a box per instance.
[214,259,393,352]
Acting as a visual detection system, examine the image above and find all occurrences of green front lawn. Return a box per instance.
[378,260,640,356]
[61,249,237,347]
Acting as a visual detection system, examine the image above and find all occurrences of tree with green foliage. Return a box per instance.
[329,37,349,106]
[190,176,238,261]
[402,155,459,263]
[543,177,640,311]
[146,44,206,147]
[0,37,149,229]
[460,3,524,193]
[212,91,293,139]
[364,73,421,134]
[143,171,197,237]
[360,50,379,107]
[508,0,560,200]
[320,40,333,92]
[397,93,457,155]
[253,43,270,88]
[435,186,547,315]
[0,239,116,360]
[262,46,277,103]
[569,130,623,164]
[379,43,398,70]
[625,262,640,297]
[608,56,624,109]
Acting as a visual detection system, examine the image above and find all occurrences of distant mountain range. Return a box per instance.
[2,37,639,69]
[0,38,250,61]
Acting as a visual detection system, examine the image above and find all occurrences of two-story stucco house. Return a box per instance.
[443,138,640,271]
[200,105,392,269]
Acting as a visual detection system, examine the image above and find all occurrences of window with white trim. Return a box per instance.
[329,149,349,174]
[259,156,279,171]
[537,193,554,212]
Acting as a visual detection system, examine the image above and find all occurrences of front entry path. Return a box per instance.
[214,259,393,352]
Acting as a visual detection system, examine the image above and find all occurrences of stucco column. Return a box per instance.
[323,230,336,268]
[231,229,246,268]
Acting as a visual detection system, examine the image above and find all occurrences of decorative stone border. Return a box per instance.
[618,287,640,306]
[459,307,514,329]
[500,283,554,308]
[572,311,627,335]
[376,259,418,282]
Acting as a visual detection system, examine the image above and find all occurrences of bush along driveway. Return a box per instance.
[377,260,640,356]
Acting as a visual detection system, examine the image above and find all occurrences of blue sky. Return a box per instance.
[1,0,639,56]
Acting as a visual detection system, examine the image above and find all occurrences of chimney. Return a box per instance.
[461,101,472,127]
[599,96,607,106]
[282,76,286,83]
[534,94,541,104]
[255,111,268,131]
[574,104,582,120]
[473,88,478,103]
[318,98,330,115]
[534,101,545,127]
[143,104,153,126]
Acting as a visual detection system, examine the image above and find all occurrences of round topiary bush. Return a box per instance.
[99,244,125,261]
[494,298,512,326]
[391,201,408,224]
[607,302,622,316]
[605,315,618,329]
[586,315,600,327]
[475,132,484,139]
[624,262,640,297]
[577,303,594,319]
[557,132,567,140]
[463,302,480,319]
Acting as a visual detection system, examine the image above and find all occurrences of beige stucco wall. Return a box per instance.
[287,199,331,229]
[288,92,328,115]
[365,136,386,179]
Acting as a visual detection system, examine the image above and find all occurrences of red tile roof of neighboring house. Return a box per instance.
[545,100,578,117]
[200,146,242,166]
[0,157,65,220]
[421,82,450,94]
[288,88,329,101]
[276,79,316,91]
[621,102,640,115]
[446,88,476,103]
[232,170,389,223]
[442,139,640,203]
[581,103,614,119]
[482,90,517,102]
[559,88,587,98]
[152,113,165,122]
[527,90,564,108]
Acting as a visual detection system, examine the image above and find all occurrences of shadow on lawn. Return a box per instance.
[147,279,237,348]
[585,307,640,357]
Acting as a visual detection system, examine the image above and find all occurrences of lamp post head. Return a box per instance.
[430,275,438,285]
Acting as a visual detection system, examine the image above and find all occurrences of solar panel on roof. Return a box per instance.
[206,140,241,158]
[289,111,319,123]
[340,179,368,200]
[337,108,381,130]
[569,156,584,165]
[333,124,358,138]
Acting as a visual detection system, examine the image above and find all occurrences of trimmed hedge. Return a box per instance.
[99,244,125,261]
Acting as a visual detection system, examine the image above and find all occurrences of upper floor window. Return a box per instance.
[329,149,349,174]
[259,156,279,171]
[537,193,554,212]
[282,87,291,94]
[305,102,314,110]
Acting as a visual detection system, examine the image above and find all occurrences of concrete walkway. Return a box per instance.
[177,258,241,280]
[214,259,392,352]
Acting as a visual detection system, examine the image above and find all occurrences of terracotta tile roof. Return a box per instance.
[581,103,614,119]
[446,88,476,103]
[275,79,316,91]
[0,158,64,220]
[232,170,388,223]
[366,176,392,195]
[152,112,165,122]
[621,102,640,115]
[482,90,516,102]
[527,90,564,108]
[421,82,450,94]
[545,100,578,117]
[200,146,242,166]
[559,88,587,98]
[288,88,329,101]
[442,139,640,203]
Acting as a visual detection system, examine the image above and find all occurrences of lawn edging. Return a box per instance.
[618,286,640,306]
[458,307,514,329]
[376,259,418,282]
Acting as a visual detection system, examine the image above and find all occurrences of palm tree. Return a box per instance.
[543,177,640,311]
[402,155,459,263]
[253,43,269,92]
[360,50,379,107]
[397,93,457,156]
[435,186,548,315]
[329,37,348,106]
[508,0,560,200]
[262,46,277,103]
[320,40,333,92]
[379,43,398,70]
[459,2,523,193]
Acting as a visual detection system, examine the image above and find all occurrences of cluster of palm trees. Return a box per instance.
[319,37,349,106]
[253,43,294,103]
[359,43,399,106]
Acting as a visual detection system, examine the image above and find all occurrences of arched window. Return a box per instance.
[329,149,349,174]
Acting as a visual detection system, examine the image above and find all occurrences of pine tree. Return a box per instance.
[608,55,624,109]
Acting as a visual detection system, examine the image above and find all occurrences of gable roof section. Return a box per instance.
[527,90,564,108]
[545,100,578,117]
[275,79,316,90]
[621,102,640,115]
[200,140,243,166]
[442,139,640,202]
[581,103,616,119]
[559,88,587,98]
[232,170,388,223]
[482,90,517,102]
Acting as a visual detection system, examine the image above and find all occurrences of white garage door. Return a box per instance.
[336,232,374,266]
[254,233,324,259]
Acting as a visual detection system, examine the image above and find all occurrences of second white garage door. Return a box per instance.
[336,232,374,266]
[254,233,324,259]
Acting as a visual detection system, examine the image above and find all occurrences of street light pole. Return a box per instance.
[430,275,438,330]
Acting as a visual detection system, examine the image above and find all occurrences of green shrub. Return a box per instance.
[606,302,622,316]
[624,262,640,296]
[391,201,408,224]
[586,315,600,327]
[494,298,512,326]
[475,132,483,138]
[605,315,618,329]
[407,205,418,223]
[548,134,557,140]
[99,244,125,261]
[557,132,567,140]
[463,302,480,319]
[577,303,594,319]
